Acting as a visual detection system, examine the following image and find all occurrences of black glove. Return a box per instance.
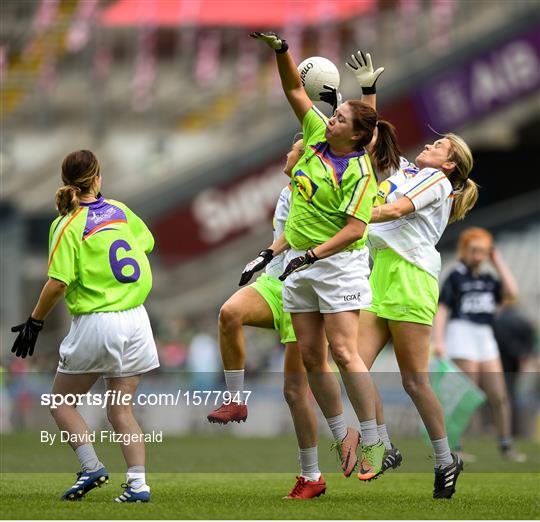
[279,249,318,281]
[319,84,343,113]
[249,31,289,54]
[11,316,44,358]
[239,249,274,286]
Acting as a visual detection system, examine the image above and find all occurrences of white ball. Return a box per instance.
[297,56,340,102]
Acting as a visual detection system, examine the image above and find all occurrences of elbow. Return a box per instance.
[351,223,367,241]
[49,278,67,293]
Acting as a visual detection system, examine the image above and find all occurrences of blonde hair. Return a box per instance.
[444,133,478,223]
[56,150,101,215]
[458,227,493,258]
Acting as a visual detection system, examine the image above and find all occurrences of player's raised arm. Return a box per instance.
[346,50,384,111]
[249,31,312,123]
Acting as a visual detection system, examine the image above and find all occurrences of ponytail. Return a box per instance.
[56,150,101,215]
[449,178,479,223]
[444,133,478,223]
[372,120,401,175]
[56,185,82,216]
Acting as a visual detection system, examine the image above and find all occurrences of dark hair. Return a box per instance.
[347,100,377,149]
[56,150,100,215]
[346,101,401,175]
[371,120,401,174]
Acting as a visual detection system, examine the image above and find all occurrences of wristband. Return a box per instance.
[275,40,289,54]
[305,249,319,264]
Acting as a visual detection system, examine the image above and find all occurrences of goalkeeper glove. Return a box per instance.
[345,50,384,95]
[319,84,343,113]
[11,316,44,358]
[279,249,318,281]
[249,31,289,54]
[239,249,274,286]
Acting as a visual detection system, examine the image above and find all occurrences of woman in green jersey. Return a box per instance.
[249,31,401,480]
[10,150,157,503]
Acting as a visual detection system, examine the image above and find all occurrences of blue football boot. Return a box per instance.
[61,467,109,500]
[114,483,151,503]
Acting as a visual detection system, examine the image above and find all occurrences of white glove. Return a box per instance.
[249,32,288,53]
[346,50,384,94]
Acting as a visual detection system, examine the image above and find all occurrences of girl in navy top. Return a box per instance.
[433,227,526,462]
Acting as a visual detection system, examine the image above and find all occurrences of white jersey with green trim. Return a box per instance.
[266,185,292,279]
[368,158,453,278]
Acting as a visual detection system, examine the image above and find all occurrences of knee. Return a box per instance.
[488,390,508,410]
[283,378,308,407]
[219,302,244,331]
[299,347,324,372]
[331,346,354,369]
[49,403,73,420]
[402,374,430,398]
[107,406,130,427]
[49,405,61,420]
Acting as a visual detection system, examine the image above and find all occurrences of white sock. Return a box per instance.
[298,447,321,481]
[432,437,453,468]
[75,443,103,473]
[377,423,392,450]
[359,419,380,446]
[127,465,146,489]
[224,370,244,394]
[326,413,347,442]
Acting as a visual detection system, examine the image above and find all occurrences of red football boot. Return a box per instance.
[207,403,247,424]
[283,475,326,499]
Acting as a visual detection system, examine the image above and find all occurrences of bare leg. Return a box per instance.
[291,312,342,419]
[50,372,101,450]
[479,358,512,442]
[324,310,376,422]
[452,359,481,385]
[389,320,446,440]
[283,342,318,449]
[451,359,480,452]
[105,375,144,468]
[358,311,391,424]
[218,287,274,370]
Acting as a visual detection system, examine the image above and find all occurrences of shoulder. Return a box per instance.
[103,199,135,219]
[105,198,127,210]
[348,151,375,177]
[454,261,468,275]
[481,271,500,284]
[405,167,452,196]
[303,106,328,130]
[443,262,468,285]
[50,214,64,232]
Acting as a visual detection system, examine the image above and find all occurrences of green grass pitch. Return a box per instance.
[1,435,539,519]
[2,472,539,519]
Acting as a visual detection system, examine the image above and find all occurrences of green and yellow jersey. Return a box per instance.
[47,196,154,315]
[285,107,377,251]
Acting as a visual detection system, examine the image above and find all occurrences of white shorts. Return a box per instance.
[57,305,160,378]
[282,248,372,313]
[445,319,500,362]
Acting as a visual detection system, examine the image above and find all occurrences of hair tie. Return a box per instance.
[375,121,379,127]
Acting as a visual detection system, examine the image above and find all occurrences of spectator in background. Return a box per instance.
[493,304,537,436]
[433,227,527,462]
